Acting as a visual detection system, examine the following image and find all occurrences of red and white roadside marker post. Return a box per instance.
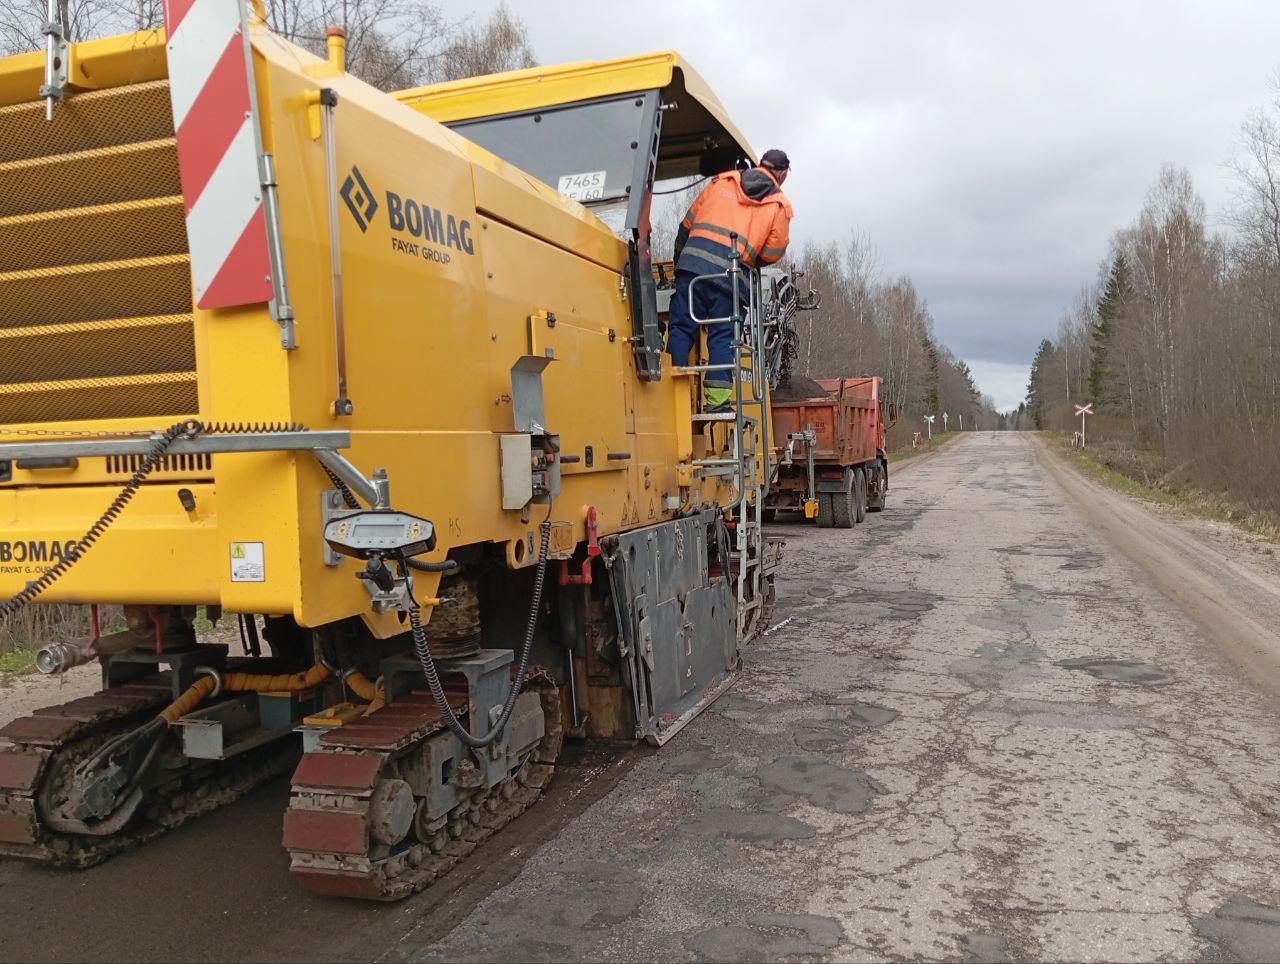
[1074,403,1093,447]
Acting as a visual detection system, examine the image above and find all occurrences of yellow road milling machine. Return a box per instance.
[0,4,791,899]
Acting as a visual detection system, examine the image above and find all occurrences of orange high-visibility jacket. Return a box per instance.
[674,167,792,276]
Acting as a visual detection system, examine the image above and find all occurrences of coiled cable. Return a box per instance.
[407,514,551,749]
[323,466,361,509]
[198,421,307,435]
[0,419,200,620]
[0,419,324,620]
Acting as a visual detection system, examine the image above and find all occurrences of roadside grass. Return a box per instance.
[889,430,961,466]
[0,649,36,676]
[1043,431,1280,544]
[0,605,233,682]
[0,604,123,681]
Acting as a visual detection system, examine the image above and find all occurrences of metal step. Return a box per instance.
[672,363,736,374]
[696,465,739,478]
[693,411,764,423]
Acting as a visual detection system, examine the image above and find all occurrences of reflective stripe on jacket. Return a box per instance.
[674,168,792,278]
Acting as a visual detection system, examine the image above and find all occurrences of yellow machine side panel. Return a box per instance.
[467,158,626,272]
[0,28,741,636]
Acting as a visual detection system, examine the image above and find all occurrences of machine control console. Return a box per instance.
[324,510,436,560]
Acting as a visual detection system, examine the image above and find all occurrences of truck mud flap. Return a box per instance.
[605,510,737,746]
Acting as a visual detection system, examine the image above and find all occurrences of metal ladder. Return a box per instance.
[671,248,772,641]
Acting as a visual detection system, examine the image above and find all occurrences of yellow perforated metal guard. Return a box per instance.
[0,80,197,428]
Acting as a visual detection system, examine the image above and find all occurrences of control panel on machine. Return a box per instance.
[324,510,436,560]
[323,510,438,613]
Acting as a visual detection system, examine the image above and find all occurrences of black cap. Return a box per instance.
[760,148,790,171]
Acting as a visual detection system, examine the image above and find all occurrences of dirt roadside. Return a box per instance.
[0,663,98,728]
[1034,434,1280,701]
[886,430,960,470]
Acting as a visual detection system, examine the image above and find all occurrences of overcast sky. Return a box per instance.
[449,1,1280,410]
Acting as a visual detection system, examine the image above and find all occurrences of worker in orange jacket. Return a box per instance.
[668,148,793,410]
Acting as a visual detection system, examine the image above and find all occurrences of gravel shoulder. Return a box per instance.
[0,663,98,728]
[1034,434,1280,701]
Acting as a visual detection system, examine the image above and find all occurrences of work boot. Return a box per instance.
[704,384,733,413]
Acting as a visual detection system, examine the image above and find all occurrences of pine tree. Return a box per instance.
[923,335,941,415]
[1088,253,1128,405]
[1027,338,1055,429]
[955,359,980,403]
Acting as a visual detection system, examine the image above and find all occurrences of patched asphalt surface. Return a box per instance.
[407,432,1280,962]
[5,432,1280,962]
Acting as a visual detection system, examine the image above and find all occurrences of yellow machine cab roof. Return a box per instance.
[396,50,756,181]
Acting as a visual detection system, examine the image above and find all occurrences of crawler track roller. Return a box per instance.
[285,669,563,900]
[0,677,295,866]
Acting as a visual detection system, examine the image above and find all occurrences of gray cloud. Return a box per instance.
[444,1,1280,406]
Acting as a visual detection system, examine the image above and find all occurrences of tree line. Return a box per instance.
[4,0,992,451]
[1021,75,1280,514]
[790,235,1001,443]
[0,0,534,90]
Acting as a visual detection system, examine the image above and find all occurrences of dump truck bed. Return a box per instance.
[771,376,882,467]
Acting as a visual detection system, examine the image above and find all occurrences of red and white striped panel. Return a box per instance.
[163,0,273,310]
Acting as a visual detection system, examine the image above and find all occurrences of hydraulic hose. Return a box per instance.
[159,663,332,724]
[343,670,378,702]
[405,558,460,574]
[407,516,551,749]
[343,670,385,715]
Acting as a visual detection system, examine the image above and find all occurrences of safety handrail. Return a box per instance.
[679,238,777,642]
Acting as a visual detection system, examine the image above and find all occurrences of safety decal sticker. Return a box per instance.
[230,542,266,583]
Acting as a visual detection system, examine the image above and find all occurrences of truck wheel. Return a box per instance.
[831,474,855,529]
[854,468,867,523]
[816,494,834,528]
[867,463,887,512]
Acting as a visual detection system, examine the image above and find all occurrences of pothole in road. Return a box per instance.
[793,728,849,752]
[974,696,1147,730]
[676,808,817,844]
[995,544,1103,570]
[976,640,1047,664]
[755,756,885,815]
[660,743,729,775]
[970,586,1065,633]
[1055,657,1175,686]
[683,913,843,963]
[826,698,901,727]
[846,587,941,621]
[792,702,900,752]
[959,932,1017,963]
[718,695,897,733]
[1193,895,1280,963]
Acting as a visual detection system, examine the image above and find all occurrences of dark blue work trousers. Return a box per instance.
[666,270,740,386]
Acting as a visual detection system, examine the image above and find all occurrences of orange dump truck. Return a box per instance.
[767,377,888,527]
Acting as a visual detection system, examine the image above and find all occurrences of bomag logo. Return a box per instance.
[341,165,475,264]
[0,540,78,574]
[340,166,378,232]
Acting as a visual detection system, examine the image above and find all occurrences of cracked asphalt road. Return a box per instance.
[5,431,1280,963]
[408,432,1280,963]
